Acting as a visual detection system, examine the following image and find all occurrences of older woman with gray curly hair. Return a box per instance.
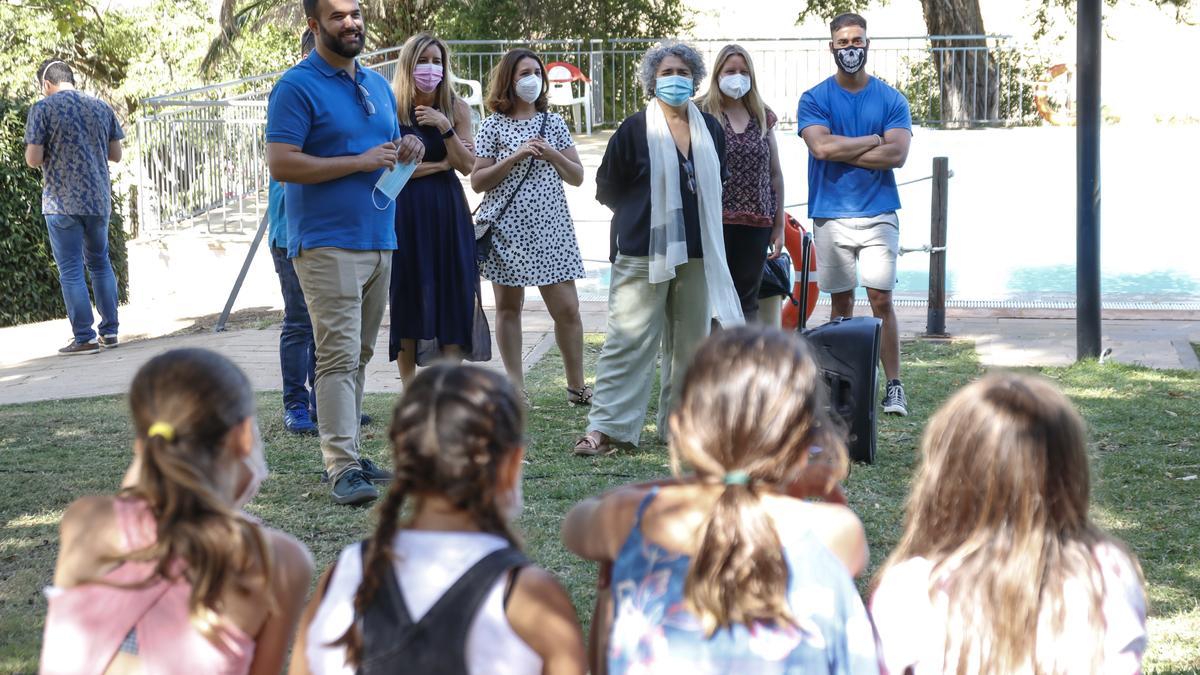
[574,41,743,457]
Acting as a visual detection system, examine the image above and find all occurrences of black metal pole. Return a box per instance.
[1077,0,1102,359]
[926,157,949,336]
[214,212,269,333]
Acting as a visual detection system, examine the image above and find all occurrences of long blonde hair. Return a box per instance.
[699,44,770,138]
[668,326,847,636]
[876,373,1143,674]
[392,32,458,128]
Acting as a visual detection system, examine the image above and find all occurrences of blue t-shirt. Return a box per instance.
[23,90,124,216]
[266,50,403,258]
[267,178,287,249]
[796,76,911,219]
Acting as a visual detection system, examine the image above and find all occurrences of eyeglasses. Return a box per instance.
[356,83,376,116]
[682,158,696,194]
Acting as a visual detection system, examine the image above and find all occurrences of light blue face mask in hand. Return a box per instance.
[372,160,418,210]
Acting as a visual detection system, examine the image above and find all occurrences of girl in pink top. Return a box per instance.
[871,373,1148,675]
[40,348,313,675]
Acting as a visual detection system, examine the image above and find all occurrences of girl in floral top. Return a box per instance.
[563,326,878,675]
[699,45,787,320]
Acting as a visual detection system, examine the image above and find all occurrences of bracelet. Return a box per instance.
[874,133,883,146]
[441,126,456,139]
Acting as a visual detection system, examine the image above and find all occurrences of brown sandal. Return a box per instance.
[573,430,612,456]
[567,384,594,407]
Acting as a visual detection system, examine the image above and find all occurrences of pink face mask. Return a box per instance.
[414,63,443,93]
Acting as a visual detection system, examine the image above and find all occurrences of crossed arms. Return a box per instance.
[800,125,910,170]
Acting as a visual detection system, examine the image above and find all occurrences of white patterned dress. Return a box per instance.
[475,112,585,287]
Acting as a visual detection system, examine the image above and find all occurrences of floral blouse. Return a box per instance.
[607,489,879,675]
[721,108,778,228]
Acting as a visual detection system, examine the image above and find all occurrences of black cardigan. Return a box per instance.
[595,109,728,261]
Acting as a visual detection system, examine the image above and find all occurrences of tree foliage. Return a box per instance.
[203,0,692,74]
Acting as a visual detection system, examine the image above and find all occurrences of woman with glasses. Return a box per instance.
[388,32,490,388]
[573,41,741,457]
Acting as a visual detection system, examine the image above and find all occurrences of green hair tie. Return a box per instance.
[722,470,750,486]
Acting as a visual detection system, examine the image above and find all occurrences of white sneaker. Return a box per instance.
[882,380,909,416]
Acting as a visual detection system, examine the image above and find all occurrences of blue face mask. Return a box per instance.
[372,161,418,210]
[655,75,694,107]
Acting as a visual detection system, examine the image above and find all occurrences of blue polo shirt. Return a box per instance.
[797,76,911,219]
[266,50,403,258]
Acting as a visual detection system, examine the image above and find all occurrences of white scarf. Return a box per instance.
[646,100,744,326]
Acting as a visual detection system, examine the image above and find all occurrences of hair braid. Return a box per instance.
[331,474,410,666]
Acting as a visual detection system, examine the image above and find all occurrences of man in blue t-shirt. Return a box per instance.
[24,60,124,356]
[797,12,913,417]
[266,0,424,506]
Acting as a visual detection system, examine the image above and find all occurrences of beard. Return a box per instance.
[320,22,366,58]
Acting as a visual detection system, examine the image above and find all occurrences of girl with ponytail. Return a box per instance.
[562,325,878,674]
[40,348,314,675]
[292,364,585,675]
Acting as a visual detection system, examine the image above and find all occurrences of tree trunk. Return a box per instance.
[919,0,1000,126]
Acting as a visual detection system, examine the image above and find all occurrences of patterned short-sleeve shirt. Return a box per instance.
[24,90,124,216]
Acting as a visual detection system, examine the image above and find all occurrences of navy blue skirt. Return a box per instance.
[389,169,490,365]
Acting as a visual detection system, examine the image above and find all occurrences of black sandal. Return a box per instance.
[566,384,594,407]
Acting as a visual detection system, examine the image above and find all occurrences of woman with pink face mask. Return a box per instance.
[388,32,488,388]
[39,348,314,675]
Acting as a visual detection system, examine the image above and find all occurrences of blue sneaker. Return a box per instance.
[284,407,317,435]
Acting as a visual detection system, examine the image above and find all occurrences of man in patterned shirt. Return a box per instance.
[24,60,124,355]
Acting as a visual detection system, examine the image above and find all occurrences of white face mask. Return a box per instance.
[515,74,542,104]
[499,465,524,522]
[233,421,268,509]
[718,74,752,100]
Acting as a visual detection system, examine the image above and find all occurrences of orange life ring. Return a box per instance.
[781,213,820,331]
[1035,63,1075,126]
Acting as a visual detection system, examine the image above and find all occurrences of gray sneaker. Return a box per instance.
[359,457,393,483]
[331,469,378,506]
[99,334,119,348]
[58,339,99,356]
[882,380,909,416]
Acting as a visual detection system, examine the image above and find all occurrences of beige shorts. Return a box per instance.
[812,212,900,293]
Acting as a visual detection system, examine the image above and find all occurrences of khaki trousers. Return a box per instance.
[587,255,710,446]
[292,247,391,480]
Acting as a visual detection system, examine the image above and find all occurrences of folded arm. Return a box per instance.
[25,144,43,168]
[799,125,879,163]
[847,127,911,170]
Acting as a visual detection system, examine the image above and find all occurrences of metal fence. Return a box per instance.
[136,34,1036,232]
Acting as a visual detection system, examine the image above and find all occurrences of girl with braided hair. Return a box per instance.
[40,348,314,675]
[562,325,878,674]
[292,364,586,675]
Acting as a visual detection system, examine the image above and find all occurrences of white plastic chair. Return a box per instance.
[451,75,485,137]
[545,62,592,135]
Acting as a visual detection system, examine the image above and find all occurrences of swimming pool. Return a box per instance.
[570,125,1200,308]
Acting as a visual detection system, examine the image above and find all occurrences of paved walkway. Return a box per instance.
[1,303,1195,406]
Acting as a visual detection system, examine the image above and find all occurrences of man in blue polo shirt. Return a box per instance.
[266,0,423,505]
[797,12,913,417]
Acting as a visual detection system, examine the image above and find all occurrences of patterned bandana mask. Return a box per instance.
[834,46,868,74]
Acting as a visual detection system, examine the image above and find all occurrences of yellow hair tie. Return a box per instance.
[147,422,175,442]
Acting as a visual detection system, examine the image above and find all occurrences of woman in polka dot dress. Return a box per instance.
[472,48,591,404]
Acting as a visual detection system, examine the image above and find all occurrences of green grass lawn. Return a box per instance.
[1,338,1197,673]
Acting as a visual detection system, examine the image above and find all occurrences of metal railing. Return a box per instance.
[136,35,1034,232]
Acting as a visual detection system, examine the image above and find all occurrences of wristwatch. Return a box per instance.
[442,126,456,139]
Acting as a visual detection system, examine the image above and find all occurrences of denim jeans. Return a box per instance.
[44,214,119,343]
[271,247,317,413]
